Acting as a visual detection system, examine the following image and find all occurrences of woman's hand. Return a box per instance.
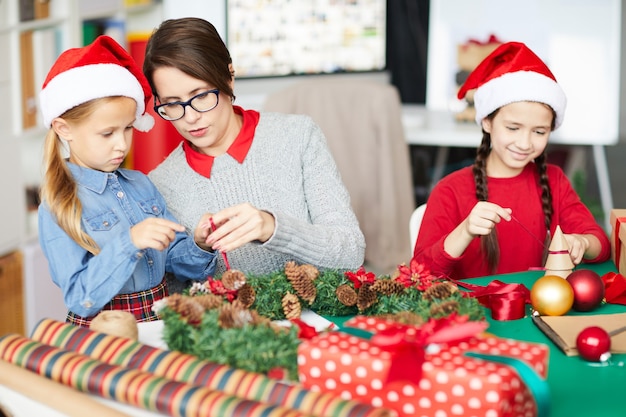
[444,201,512,258]
[193,213,214,251]
[204,203,276,252]
[130,218,185,251]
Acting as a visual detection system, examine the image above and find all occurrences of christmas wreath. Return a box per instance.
[155,259,486,380]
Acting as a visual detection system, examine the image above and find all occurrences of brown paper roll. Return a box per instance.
[89,310,138,340]
[0,359,131,417]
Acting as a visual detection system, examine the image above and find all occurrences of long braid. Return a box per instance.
[535,152,553,262]
[472,131,499,273]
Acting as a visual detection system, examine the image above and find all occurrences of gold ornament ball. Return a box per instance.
[530,275,574,316]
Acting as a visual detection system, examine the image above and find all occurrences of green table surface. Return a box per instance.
[327,261,626,417]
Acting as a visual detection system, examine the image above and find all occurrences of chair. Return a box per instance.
[263,79,415,273]
[409,204,427,254]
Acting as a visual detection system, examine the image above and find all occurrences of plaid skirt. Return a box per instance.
[66,278,168,327]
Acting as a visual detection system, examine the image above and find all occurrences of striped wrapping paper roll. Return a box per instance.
[0,333,309,417]
[30,319,390,417]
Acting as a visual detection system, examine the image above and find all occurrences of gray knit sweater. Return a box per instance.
[149,112,365,277]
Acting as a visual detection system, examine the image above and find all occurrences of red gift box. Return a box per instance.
[610,209,626,275]
[298,316,549,417]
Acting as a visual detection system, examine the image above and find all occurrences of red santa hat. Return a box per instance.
[457,41,567,130]
[39,35,154,132]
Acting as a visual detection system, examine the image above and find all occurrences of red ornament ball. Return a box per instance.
[530,275,574,316]
[566,269,605,311]
[576,326,611,362]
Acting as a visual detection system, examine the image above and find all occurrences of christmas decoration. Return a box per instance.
[157,260,485,379]
[192,260,486,322]
[299,315,550,417]
[576,326,611,362]
[601,271,626,305]
[610,209,626,275]
[530,275,574,316]
[566,269,605,311]
[156,296,303,380]
[544,225,575,278]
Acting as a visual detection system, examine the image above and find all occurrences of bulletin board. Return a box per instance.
[425,0,621,145]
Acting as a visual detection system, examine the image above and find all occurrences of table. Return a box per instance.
[472,262,626,417]
[401,104,614,231]
[331,261,625,417]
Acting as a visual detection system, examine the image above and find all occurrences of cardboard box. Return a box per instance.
[298,316,549,417]
[610,209,626,275]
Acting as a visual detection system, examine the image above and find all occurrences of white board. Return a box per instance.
[426,0,621,145]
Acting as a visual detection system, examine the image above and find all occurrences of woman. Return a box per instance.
[143,17,365,278]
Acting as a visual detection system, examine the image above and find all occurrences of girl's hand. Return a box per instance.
[130,218,185,251]
[204,203,276,253]
[444,201,511,258]
[564,234,591,264]
[464,201,512,238]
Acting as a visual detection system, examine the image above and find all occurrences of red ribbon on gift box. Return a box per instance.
[613,216,626,269]
[601,271,626,304]
[349,315,489,385]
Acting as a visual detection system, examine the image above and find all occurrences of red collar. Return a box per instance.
[183,106,260,178]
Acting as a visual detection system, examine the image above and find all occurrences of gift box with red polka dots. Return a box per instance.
[297,316,549,417]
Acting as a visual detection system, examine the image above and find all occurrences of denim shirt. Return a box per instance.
[38,163,216,317]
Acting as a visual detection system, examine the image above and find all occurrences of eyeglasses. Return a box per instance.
[154,89,220,121]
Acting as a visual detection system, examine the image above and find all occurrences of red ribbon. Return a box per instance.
[455,279,530,321]
[601,272,626,305]
[367,317,489,384]
[614,217,626,270]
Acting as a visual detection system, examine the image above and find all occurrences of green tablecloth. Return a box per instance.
[327,261,626,417]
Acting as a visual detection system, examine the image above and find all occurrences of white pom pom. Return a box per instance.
[133,114,155,132]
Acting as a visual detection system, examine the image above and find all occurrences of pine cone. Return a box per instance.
[236,283,256,309]
[249,310,272,327]
[193,294,224,311]
[429,300,460,318]
[284,261,301,281]
[371,279,405,296]
[284,261,316,304]
[422,281,458,301]
[293,276,317,304]
[173,296,205,326]
[218,301,253,328]
[282,293,302,320]
[221,269,247,290]
[356,284,378,312]
[164,293,184,310]
[300,264,320,281]
[336,284,358,306]
[381,311,424,326]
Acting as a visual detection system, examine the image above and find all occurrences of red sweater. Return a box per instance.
[413,163,610,280]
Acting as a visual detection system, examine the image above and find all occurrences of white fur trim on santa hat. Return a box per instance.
[40,63,154,132]
[473,70,567,130]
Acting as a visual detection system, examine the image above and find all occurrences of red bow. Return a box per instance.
[368,316,488,384]
[602,272,626,305]
[456,279,530,321]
